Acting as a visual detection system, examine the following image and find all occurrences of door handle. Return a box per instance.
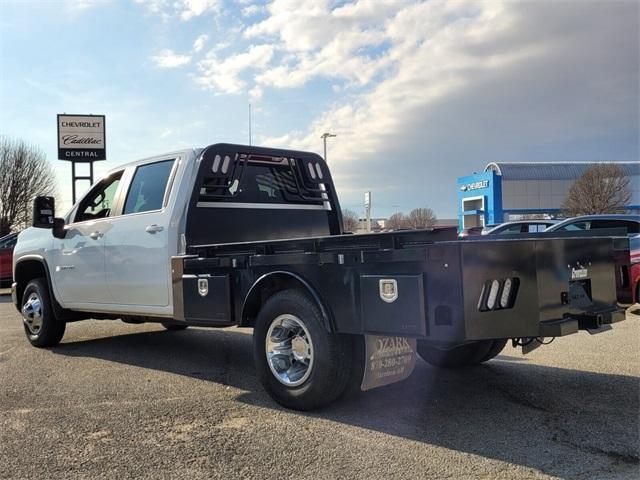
[89,231,103,240]
[145,224,164,234]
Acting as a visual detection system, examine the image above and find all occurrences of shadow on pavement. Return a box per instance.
[53,327,639,477]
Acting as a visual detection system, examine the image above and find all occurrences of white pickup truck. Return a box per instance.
[13,143,628,410]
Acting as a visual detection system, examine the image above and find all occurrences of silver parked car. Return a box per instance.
[544,214,639,234]
[482,220,558,235]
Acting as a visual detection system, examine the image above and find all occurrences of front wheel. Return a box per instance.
[21,278,65,347]
[253,289,352,410]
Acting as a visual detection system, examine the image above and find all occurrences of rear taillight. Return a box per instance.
[478,277,520,312]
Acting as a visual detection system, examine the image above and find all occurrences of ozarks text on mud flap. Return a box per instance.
[361,336,417,391]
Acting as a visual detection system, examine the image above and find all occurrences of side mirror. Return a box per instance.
[52,217,66,239]
[32,196,66,239]
[32,196,55,228]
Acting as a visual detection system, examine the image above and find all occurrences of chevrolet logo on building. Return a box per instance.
[460,180,489,192]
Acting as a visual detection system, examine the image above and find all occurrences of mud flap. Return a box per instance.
[522,339,543,355]
[360,335,417,391]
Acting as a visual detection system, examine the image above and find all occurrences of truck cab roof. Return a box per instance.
[103,148,203,176]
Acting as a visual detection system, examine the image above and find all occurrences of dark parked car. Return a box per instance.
[0,232,18,287]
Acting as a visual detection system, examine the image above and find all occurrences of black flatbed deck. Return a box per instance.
[177,228,628,342]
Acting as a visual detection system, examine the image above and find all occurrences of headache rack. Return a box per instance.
[196,150,329,204]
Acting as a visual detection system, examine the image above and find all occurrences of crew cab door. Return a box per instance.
[51,171,123,304]
[104,158,176,307]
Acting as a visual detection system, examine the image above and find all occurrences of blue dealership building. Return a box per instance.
[457,161,640,231]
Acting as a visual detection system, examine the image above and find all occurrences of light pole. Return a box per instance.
[320,132,336,161]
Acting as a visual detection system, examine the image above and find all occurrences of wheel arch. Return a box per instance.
[14,256,86,321]
[14,256,52,309]
[240,271,334,332]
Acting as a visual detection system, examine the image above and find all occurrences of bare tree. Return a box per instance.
[0,137,57,236]
[562,164,631,216]
[341,208,360,233]
[386,212,408,230]
[407,207,437,229]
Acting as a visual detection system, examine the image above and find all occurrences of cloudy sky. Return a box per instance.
[1,0,638,217]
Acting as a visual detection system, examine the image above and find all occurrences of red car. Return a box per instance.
[0,232,18,287]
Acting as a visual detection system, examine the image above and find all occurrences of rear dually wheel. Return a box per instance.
[253,289,352,410]
[417,339,507,368]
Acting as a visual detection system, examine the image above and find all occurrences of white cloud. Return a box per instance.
[65,0,98,11]
[134,0,172,21]
[180,0,220,21]
[253,1,638,215]
[193,34,209,52]
[248,85,263,99]
[196,44,274,94]
[213,42,230,52]
[135,0,220,22]
[150,49,191,68]
[151,0,638,215]
[241,4,262,17]
[239,0,407,90]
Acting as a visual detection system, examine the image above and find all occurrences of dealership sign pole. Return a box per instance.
[57,114,106,204]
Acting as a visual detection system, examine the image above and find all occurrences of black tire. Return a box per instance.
[161,322,188,331]
[21,278,65,347]
[253,289,352,411]
[478,339,508,363]
[465,340,495,365]
[416,340,489,368]
[339,334,367,400]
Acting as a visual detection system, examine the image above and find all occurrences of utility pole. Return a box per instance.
[320,132,336,161]
[249,103,252,146]
[364,191,372,233]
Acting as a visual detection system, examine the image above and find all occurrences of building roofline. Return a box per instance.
[485,160,639,173]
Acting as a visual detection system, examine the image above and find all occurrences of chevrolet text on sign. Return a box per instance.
[57,114,106,161]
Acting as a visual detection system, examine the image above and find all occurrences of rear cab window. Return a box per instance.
[198,156,327,208]
[123,160,175,215]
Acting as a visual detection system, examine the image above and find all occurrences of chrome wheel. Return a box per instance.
[22,292,43,335]
[265,314,314,387]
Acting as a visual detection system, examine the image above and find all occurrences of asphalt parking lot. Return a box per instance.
[1,297,638,480]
